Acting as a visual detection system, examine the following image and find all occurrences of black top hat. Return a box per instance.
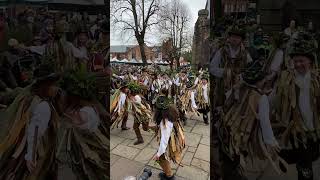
[228,26,246,39]
[33,63,60,85]
[100,20,109,33]
[242,61,265,85]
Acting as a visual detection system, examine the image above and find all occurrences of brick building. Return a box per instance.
[110,44,162,62]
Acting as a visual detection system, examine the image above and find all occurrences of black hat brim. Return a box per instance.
[34,73,61,84]
[228,32,245,39]
[290,53,315,61]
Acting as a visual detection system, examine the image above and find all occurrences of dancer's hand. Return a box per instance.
[26,160,36,173]
[153,154,160,161]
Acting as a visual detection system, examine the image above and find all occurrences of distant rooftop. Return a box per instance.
[110,45,137,53]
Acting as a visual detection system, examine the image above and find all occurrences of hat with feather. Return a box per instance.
[289,32,317,61]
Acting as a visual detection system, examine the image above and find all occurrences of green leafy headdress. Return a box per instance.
[155,95,174,110]
[128,82,141,94]
[289,32,317,61]
[60,65,98,100]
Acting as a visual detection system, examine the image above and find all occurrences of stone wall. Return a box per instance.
[192,9,210,69]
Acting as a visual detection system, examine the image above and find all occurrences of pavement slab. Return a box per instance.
[191,158,210,172]
[110,135,126,150]
[192,124,210,136]
[176,166,209,180]
[112,129,137,140]
[184,132,202,147]
[194,144,210,162]
[111,157,145,180]
[134,147,157,164]
[184,119,197,127]
[111,144,141,160]
[187,146,197,153]
[200,136,210,146]
[110,154,121,166]
[183,125,193,132]
[181,152,194,166]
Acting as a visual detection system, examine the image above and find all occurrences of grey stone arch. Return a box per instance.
[280,0,302,29]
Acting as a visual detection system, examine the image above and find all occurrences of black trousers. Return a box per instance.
[198,106,210,123]
[219,148,247,180]
[179,109,186,123]
[279,137,320,180]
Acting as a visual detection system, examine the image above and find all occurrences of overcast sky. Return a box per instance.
[110,0,207,46]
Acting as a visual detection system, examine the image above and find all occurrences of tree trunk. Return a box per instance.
[138,39,147,66]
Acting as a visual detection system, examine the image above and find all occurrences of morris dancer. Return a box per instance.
[153,89,185,180]
[0,63,60,180]
[219,61,286,180]
[195,73,210,125]
[127,82,153,145]
[111,81,130,130]
[56,67,109,180]
[274,35,320,180]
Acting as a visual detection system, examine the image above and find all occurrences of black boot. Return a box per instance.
[159,172,175,180]
[134,129,144,145]
[203,114,209,125]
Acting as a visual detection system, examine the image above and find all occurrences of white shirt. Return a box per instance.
[131,75,138,81]
[295,71,314,130]
[270,49,284,73]
[190,91,198,109]
[134,95,142,104]
[25,101,51,161]
[202,84,209,103]
[209,46,252,78]
[284,28,298,39]
[258,95,278,145]
[78,106,100,131]
[143,78,149,86]
[118,92,127,113]
[194,77,199,85]
[157,119,173,157]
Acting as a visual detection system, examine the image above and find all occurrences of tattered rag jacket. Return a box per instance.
[274,70,320,147]
[0,89,58,180]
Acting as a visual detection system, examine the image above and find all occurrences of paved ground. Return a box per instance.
[110,113,210,180]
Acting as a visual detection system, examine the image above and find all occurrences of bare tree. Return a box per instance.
[111,0,161,65]
[158,0,191,67]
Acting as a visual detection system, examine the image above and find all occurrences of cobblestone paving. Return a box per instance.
[111,113,210,180]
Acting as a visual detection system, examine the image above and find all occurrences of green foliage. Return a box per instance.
[60,64,98,100]
[155,96,174,110]
[128,82,141,94]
